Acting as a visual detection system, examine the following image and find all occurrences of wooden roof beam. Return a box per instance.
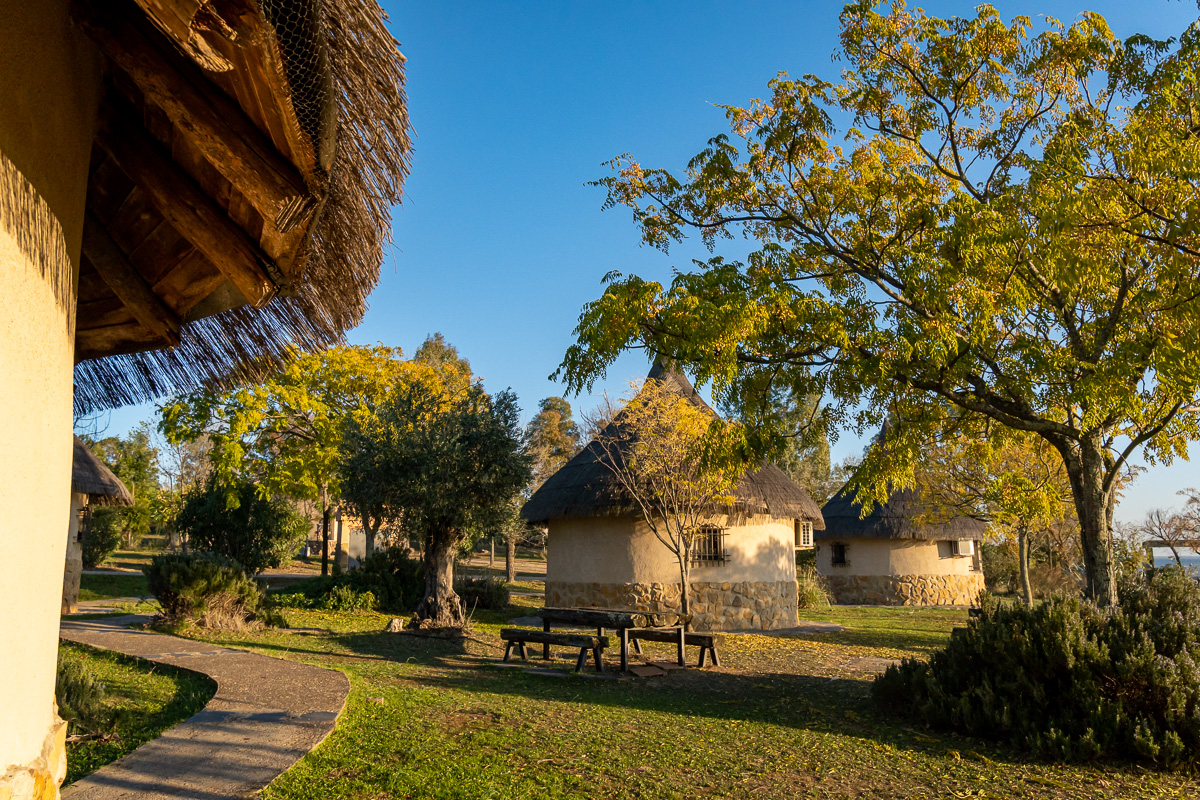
[82,211,182,347]
[96,102,277,308]
[74,0,316,233]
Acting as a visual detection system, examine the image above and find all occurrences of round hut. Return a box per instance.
[1,2,408,795]
[62,438,135,614]
[522,362,825,631]
[817,486,987,605]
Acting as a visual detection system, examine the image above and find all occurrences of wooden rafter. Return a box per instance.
[81,211,182,346]
[95,101,278,308]
[74,0,316,233]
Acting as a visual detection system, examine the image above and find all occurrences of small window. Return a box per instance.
[831,542,848,567]
[691,525,727,566]
[795,520,813,549]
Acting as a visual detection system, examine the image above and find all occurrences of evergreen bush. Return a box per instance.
[319,584,378,612]
[144,553,283,629]
[346,548,425,612]
[81,507,125,568]
[173,478,308,575]
[455,576,510,610]
[873,568,1200,767]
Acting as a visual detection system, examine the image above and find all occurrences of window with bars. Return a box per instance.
[794,520,813,548]
[830,542,849,567]
[691,525,727,566]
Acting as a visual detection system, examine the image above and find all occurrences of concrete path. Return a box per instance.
[60,616,349,800]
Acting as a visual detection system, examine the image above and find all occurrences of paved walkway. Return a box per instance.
[60,616,349,800]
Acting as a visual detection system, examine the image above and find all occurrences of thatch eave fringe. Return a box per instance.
[72,436,133,506]
[73,0,411,414]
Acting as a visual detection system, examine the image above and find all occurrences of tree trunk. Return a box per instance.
[319,484,331,577]
[505,535,516,583]
[1018,527,1034,607]
[364,516,379,560]
[489,536,495,567]
[677,556,691,631]
[416,532,463,627]
[1062,433,1118,607]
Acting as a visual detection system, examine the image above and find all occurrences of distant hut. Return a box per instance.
[817,485,987,605]
[62,438,134,614]
[2,1,409,794]
[522,362,825,630]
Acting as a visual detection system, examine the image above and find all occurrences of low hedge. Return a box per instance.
[873,568,1200,767]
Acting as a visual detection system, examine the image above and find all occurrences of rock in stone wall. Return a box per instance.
[824,573,986,606]
[546,580,798,631]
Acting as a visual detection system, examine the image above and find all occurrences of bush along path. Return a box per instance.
[59,615,349,799]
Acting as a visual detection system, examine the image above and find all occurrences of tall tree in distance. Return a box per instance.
[563,3,1200,606]
[517,396,583,577]
[87,422,162,548]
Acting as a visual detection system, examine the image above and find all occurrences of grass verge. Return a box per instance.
[79,573,149,601]
[159,596,1200,799]
[59,641,215,786]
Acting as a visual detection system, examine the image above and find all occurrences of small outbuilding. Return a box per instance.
[62,437,134,614]
[521,362,825,631]
[817,485,987,605]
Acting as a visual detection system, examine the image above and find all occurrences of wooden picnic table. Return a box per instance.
[537,607,691,672]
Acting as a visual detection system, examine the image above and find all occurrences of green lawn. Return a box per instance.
[78,573,149,601]
[59,642,214,786]
[153,597,1199,799]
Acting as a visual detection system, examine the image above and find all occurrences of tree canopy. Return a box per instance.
[525,396,583,491]
[560,2,1200,606]
[340,382,531,626]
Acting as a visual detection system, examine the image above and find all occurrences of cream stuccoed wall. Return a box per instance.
[815,538,979,577]
[0,1,100,795]
[546,514,797,585]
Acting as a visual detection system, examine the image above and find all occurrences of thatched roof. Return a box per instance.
[818,484,987,541]
[521,361,825,526]
[72,437,134,506]
[71,0,410,414]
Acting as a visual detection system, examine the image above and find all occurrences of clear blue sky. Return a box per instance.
[99,0,1198,523]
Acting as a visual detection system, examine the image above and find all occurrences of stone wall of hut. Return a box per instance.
[823,573,986,605]
[546,580,798,631]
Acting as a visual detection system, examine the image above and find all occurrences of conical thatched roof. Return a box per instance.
[71,0,411,414]
[818,484,986,541]
[521,361,825,526]
[72,437,134,507]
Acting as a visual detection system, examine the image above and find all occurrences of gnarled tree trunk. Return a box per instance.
[417,532,463,627]
[319,483,331,577]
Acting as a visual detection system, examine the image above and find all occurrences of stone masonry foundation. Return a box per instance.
[545,580,798,631]
[824,573,986,606]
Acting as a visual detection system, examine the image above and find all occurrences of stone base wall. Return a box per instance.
[825,573,986,606]
[546,580,798,631]
[0,703,66,800]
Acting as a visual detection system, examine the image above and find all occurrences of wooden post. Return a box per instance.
[676,627,686,667]
[620,628,629,673]
[542,617,551,661]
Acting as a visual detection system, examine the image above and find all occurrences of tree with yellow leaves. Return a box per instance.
[593,373,746,621]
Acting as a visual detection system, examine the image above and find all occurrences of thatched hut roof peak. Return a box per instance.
[72,437,134,507]
[521,361,824,526]
[818,483,986,542]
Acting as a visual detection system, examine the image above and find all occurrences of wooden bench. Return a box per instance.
[500,628,609,673]
[628,630,723,668]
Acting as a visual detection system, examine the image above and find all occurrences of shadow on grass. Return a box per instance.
[311,625,1031,769]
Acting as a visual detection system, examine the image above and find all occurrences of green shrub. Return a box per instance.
[81,507,125,568]
[144,553,283,629]
[346,548,425,612]
[796,566,832,610]
[272,591,315,609]
[56,648,107,727]
[319,584,377,612]
[873,568,1200,767]
[173,478,308,575]
[455,576,510,610]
